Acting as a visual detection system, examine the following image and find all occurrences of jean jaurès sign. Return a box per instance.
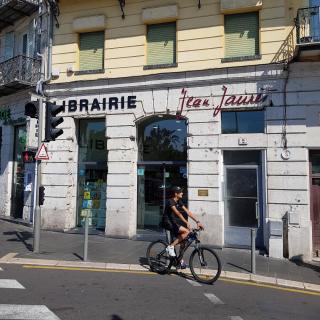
[177,86,269,118]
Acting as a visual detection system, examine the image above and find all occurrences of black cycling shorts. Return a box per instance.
[162,215,187,237]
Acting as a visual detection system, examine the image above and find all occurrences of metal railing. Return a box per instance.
[296,6,320,44]
[0,0,39,6]
[0,55,41,87]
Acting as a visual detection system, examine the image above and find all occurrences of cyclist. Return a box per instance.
[163,186,204,258]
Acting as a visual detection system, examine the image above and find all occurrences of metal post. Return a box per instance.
[83,215,89,262]
[251,228,256,274]
[33,96,43,253]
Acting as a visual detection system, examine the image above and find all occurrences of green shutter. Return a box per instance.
[79,32,104,71]
[147,23,176,65]
[225,12,259,58]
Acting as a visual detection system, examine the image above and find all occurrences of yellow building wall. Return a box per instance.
[52,0,307,83]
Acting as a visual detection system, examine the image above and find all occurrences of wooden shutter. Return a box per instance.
[225,12,259,58]
[79,32,104,71]
[147,23,176,65]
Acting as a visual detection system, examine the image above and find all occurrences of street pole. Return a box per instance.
[33,95,43,253]
[83,215,89,261]
[251,228,256,274]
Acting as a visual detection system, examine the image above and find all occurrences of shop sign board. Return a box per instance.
[60,95,137,114]
[35,143,49,160]
[0,109,11,121]
[177,86,269,118]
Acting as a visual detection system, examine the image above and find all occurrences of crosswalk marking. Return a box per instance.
[204,293,224,305]
[0,279,25,289]
[186,279,202,287]
[0,305,61,320]
[229,317,244,320]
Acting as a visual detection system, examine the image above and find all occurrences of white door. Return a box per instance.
[4,32,14,60]
[311,0,320,41]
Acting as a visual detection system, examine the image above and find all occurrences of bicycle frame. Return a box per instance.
[169,230,201,268]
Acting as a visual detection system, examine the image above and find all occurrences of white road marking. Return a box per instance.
[0,305,61,320]
[204,293,224,305]
[0,267,3,271]
[0,279,25,289]
[229,317,244,320]
[186,279,202,287]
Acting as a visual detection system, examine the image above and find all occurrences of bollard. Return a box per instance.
[251,228,256,274]
[83,215,89,262]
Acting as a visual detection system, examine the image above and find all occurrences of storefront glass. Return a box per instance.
[77,119,107,229]
[11,125,26,218]
[137,117,187,231]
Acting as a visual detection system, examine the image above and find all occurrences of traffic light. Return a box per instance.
[45,102,64,142]
[22,150,36,163]
[39,185,45,206]
[25,102,38,118]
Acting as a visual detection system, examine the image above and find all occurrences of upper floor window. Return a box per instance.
[144,22,177,69]
[223,12,260,63]
[79,31,104,73]
[221,110,264,134]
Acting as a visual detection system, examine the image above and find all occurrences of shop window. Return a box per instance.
[144,22,177,69]
[77,119,107,229]
[78,31,104,73]
[138,116,187,161]
[221,110,264,134]
[223,12,260,63]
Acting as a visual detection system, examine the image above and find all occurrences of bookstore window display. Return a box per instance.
[77,119,107,230]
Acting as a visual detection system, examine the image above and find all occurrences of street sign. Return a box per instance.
[35,143,49,160]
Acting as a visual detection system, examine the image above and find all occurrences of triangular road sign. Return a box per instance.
[35,143,49,160]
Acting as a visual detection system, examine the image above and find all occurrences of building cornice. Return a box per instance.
[45,63,286,98]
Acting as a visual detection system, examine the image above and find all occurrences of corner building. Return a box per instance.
[38,0,320,261]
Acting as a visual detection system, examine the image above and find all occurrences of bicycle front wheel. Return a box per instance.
[146,240,171,274]
[189,246,221,284]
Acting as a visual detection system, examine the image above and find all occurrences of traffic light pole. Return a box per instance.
[33,95,44,253]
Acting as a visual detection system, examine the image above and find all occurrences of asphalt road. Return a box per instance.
[0,264,319,320]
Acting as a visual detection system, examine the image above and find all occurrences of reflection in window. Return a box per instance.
[221,110,264,134]
[310,151,320,175]
[138,117,187,161]
[77,120,107,230]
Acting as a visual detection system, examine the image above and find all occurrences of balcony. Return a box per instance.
[0,0,39,31]
[0,55,41,96]
[296,6,320,61]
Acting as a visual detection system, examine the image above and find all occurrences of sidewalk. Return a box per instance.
[0,219,319,291]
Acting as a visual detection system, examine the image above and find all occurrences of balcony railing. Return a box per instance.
[296,6,320,44]
[0,55,41,95]
[0,1,39,31]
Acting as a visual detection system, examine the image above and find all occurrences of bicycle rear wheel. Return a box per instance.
[146,240,171,274]
[189,246,221,284]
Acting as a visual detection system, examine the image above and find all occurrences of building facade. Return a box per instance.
[0,0,43,222]
[1,0,320,261]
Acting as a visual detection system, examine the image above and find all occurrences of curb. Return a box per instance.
[1,253,320,293]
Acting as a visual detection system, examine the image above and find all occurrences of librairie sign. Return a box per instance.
[177,86,269,118]
[61,95,137,113]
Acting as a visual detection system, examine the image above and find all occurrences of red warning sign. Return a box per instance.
[35,143,49,160]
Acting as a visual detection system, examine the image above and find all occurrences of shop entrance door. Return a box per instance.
[11,125,26,219]
[137,162,187,231]
[223,151,264,248]
[310,151,320,257]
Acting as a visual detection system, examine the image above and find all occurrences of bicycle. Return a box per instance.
[146,228,222,284]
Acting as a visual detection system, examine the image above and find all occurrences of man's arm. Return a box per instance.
[182,206,204,230]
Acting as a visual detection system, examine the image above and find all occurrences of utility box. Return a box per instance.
[269,220,283,238]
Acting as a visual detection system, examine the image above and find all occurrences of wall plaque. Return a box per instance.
[198,189,209,196]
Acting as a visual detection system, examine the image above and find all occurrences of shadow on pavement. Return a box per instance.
[291,255,320,276]
[3,231,33,251]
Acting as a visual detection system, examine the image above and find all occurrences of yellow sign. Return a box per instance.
[198,189,208,196]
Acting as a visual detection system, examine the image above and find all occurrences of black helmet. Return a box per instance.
[171,186,183,194]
